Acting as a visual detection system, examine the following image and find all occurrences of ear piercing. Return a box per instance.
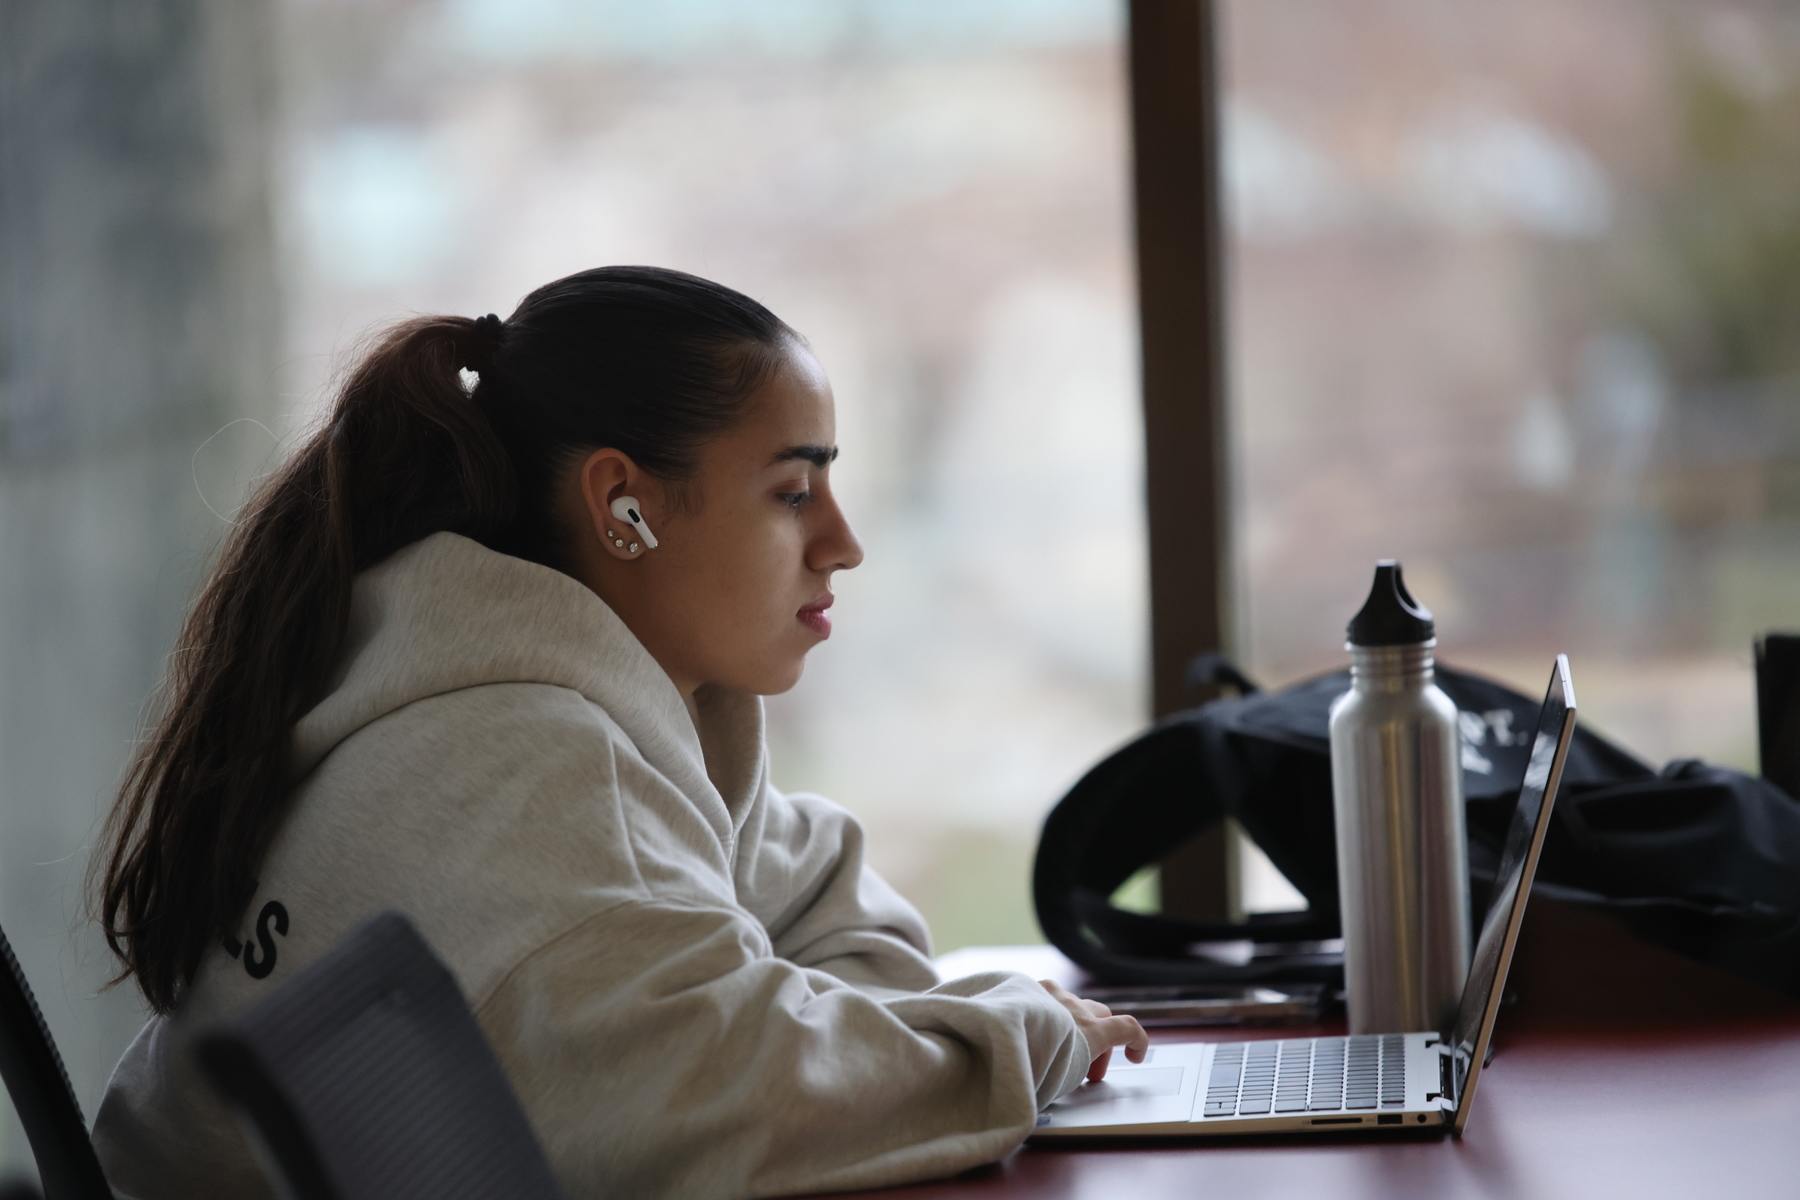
[605,528,638,553]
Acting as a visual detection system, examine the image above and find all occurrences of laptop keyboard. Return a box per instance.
[1202,1035,1407,1117]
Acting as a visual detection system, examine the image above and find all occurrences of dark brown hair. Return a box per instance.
[92,265,797,1012]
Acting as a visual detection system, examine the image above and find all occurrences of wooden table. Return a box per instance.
[811,901,1800,1199]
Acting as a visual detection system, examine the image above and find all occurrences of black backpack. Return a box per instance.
[1032,654,1800,997]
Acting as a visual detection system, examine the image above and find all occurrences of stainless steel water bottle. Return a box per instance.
[1328,561,1470,1035]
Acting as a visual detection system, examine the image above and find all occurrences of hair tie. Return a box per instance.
[461,312,504,375]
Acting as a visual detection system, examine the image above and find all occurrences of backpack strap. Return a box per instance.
[1032,709,1341,985]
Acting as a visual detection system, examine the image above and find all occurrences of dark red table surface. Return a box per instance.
[807,900,1800,1200]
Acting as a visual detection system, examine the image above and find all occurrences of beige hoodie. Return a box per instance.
[90,531,1090,1199]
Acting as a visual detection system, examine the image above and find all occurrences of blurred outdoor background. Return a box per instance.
[3,0,1797,1176]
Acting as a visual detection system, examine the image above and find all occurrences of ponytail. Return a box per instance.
[93,316,514,1012]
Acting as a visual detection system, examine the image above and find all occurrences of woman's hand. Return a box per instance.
[1037,978,1151,1083]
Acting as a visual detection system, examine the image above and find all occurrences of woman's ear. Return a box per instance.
[576,448,637,556]
[576,448,669,557]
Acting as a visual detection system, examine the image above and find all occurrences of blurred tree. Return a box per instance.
[1610,32,1800,388]
[0,0,278,1178]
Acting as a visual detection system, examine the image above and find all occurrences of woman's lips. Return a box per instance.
[798,595,833,638]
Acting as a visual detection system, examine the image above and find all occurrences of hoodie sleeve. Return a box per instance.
[474,896,1092,1200]
[734,780,943,996]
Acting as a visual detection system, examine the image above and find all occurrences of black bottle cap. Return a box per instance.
[1346,560,1435,647]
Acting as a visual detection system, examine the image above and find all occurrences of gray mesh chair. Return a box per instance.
[193,911,566,1200]
[0,922,113,1199]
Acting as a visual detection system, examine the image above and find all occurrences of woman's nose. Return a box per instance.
[813,497,864,572]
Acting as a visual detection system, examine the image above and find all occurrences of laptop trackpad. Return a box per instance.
[1055,1067,1185,1108]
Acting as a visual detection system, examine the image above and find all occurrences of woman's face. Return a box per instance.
[570,341,865,699]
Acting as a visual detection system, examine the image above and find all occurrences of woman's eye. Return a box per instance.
[777,491,813,510]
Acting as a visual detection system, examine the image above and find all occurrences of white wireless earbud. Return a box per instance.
[609,495,658,550]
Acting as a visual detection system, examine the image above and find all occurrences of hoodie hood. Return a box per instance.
[288,532,765,838]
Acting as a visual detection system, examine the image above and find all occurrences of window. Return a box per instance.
[1221,0,1799,815]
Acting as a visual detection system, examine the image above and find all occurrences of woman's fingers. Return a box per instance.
[1086,1014,1151,1083]
[1038,981,1153,1084]
[1105,1013,1150,1056]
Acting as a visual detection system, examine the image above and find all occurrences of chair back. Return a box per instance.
[0,923,113,1200]
[193,911,565,1200]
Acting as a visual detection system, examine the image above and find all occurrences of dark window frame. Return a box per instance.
[1129,0,1238,918]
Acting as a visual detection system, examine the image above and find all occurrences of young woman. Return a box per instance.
[88,266,1148,1198]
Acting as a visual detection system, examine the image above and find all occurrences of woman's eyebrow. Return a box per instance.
[766,444,839,469]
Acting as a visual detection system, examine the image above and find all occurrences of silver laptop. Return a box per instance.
[1033,654,1577,1141]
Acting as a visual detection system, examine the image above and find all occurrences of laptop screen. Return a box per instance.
[1445,655,1576,1129]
